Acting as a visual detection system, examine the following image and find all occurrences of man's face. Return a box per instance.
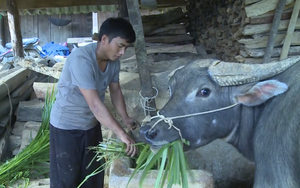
[102,36,131,61]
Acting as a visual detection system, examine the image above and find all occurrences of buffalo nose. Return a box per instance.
[146,128,158,140]
[139,125,159,142]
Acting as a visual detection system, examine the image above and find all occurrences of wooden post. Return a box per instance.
[263,0,287,63]
[126,0,156,116]
[280,0,300,60]
[118,0,129,18]
[6,0,24,58]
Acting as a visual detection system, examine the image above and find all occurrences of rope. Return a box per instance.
[1,81,13,128]
[139,87,158,117]
[146,103,239,141]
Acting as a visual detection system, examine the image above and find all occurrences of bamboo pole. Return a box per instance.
[263,0,287,63]
[280,0,300,60]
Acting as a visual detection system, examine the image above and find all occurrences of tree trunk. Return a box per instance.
[6,0,24,58]
[126,0,156,116]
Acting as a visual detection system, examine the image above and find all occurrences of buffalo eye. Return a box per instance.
[196,88,211,97]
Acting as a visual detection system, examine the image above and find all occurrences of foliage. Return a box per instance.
[0,87,56,187]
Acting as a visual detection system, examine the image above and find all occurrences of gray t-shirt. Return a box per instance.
[50,42,120,130]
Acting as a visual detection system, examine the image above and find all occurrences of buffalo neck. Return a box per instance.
[228,105,262,162]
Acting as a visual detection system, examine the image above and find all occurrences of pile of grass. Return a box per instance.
[84,138,192,188]
[0,89,56,187]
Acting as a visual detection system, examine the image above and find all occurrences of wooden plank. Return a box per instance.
[0,68,32,101]
[126,0,156,115]
[248,10,296,24]
[280,0,300,60]
[146,24,187,36]
[263,0,287,63]
[38,14,50,46]
[238,32,300,48]
[71,14,84,37]
[60,14,72,43]
[245,0,262,5]
[145,34,194,44]
[11,74,38,97]
[147,43,197,54]
[24,15,34,37]
[245,0,294,17]
[243,19,300,35]
[246,46,300,57]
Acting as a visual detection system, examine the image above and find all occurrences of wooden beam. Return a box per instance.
[0,0,186,11]
[263,0,287,63]
[0,0,118,10]
[245,0,293,17]
[243,19,300,35]
[280,0,300,60]
[247,10,298,24]
[7,0,23,58]
[238,32,300,48]
[126,0,156,116]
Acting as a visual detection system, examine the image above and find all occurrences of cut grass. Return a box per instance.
[84,138,193,188]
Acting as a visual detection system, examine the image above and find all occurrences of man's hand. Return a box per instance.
[119,132,138,157]
[123,117,140,131]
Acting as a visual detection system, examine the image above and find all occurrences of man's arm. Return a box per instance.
[79,88,137,157]
[109,82,138,130]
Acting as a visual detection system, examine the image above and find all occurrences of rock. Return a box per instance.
[119,72,140,91]
[11,121,26,136]
[16,99,44,122]
[19,129,38,153]
[8,135,22,152]
[0,131,8,161]
[33,82,57,100]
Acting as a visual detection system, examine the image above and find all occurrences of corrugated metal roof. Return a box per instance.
[0,5,118,16]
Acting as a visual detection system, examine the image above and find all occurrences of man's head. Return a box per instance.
[97,17,136,61]
[98,17,136,43]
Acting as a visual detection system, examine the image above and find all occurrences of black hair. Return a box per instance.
[98,17,136,43]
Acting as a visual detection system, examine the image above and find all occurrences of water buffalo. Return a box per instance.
[139,57,300,188]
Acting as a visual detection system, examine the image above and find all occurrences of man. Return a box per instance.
[50,17,138,188]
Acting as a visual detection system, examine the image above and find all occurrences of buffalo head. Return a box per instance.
[139,57,300,151]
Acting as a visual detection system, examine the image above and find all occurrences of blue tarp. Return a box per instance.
[41,42,70,58]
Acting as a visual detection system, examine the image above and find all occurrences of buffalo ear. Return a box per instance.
[235,80,288,106]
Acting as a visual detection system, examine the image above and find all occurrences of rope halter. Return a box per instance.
[143,103,239,141]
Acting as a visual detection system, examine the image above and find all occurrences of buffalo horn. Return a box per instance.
[208,56,300,86]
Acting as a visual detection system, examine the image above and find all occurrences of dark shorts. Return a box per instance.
[50,123,104,188]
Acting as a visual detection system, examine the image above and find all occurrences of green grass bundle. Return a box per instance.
[83,138,192,188]
[0,87,56,187]
[129,139,193,188]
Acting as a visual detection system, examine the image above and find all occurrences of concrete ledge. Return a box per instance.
[109,157,214,188]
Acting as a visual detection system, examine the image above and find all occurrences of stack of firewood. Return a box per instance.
[188,0,245,61]
[237,0,300,63]
[188,0,300,63]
